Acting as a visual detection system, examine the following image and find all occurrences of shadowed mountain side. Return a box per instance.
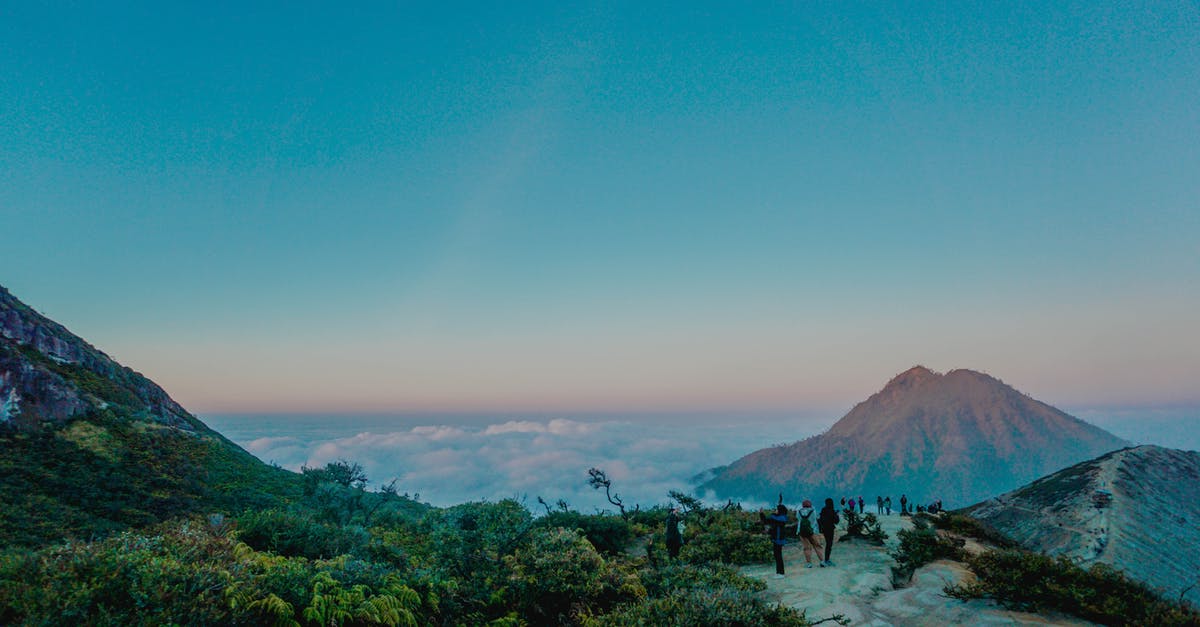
[0,285,307,547]
[966,445,1200,607]
[700,366,1129,507]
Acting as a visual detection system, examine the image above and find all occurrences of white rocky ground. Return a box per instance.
[740,514,1094,626]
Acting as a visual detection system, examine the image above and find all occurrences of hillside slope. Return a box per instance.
[966,445,1200,606]
[700,366,1128,506]
[0,285,301,547]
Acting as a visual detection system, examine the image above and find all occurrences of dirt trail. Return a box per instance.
[739,514,1095,626]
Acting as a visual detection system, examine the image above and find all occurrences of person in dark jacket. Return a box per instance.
[665,507,683,559]
[765,504,790,578]
[900,494,908,516]
[876,495,884,514]
[818,498,840,567]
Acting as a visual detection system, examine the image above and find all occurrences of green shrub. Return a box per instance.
[675,509,771,566]
[0,519,239,625]
[889,516,964,586]
[534,511,635,556]
[237,508,369,560]
[587,588,812,626]
[842,511,889,545]
[947,549,1200,626]
[637,561,765,597]
[930,513,1016,548]
[505,527,645,625]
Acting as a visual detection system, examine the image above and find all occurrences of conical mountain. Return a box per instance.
[699,366,1129,506]
[0,285,301,546]
[965,445,1200,607]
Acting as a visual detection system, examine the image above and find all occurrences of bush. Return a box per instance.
[674,509,771,566]
[947,549,1200,626]
[534,511,635,556]
[842,511,889,545]
[637,561,764,597]
[588,589,812,626]
[505,527,645,624]
[237,508,370,560]
[889,516,964,586]
[930,513,1016,548]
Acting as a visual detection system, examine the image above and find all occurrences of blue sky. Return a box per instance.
[2,2,1198,414]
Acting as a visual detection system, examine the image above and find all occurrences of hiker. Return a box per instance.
[876,495,883,514]
[665,507,683,559]
[818,497,840,567]
[900,494,908,516]
[764,504,790,578]
[797,499,823,568]
[858,496,865,513]
[885,496,892,515]
[840,496,846,510]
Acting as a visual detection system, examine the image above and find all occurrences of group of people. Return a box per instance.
[663,492,945,579]
[763,498,841,577]
[838,494,920,516]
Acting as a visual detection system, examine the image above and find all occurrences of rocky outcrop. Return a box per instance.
[0,285,197,430]
[967,445,1200,606]
[700,366,1129,507]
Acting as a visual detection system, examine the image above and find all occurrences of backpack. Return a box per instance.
[799,512,813,537]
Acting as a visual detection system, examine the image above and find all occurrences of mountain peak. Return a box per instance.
[887,365,939,385]
[700,366,1129,506]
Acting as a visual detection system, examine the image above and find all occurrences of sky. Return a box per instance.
[2,2,1198,416]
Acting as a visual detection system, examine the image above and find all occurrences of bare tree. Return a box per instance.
[588,467,629,519]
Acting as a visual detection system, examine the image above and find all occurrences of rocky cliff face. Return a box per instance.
[966,445,1200,606]
[700,366,1129,507]
[0,285,196,430]
[0,285,302,547]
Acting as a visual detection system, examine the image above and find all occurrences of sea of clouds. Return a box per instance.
[203,407,1200,513]
[204,414,827,511]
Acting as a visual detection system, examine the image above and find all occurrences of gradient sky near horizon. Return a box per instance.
[2,2,1198,415]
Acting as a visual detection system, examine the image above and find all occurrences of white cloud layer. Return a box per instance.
[223,416,806,510]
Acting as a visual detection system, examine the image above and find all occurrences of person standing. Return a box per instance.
[876,495,884,514]
[900,494,908,516]
[765,504,790,578]
[665,507,683,559]
[858,496,865,513]
[885,496,892,515]
[797,499,823,568]
[818,498,840,567]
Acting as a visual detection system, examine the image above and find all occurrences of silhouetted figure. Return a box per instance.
[885,496,892,515]
[900,494,908,516]
[665,507,683,559]
[877,495,884,514]
[765,504,790,577]
[818,498,840,567]
[858,496,865,513]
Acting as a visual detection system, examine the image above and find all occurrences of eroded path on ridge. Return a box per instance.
[738,514,1094,626]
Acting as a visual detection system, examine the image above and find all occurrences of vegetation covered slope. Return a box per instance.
[0,285,305,546]
[700,366,1128,506]
[1,286,813,625]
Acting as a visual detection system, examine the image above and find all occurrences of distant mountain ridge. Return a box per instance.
[966,445,1200,606]
[699,366,1129,506]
